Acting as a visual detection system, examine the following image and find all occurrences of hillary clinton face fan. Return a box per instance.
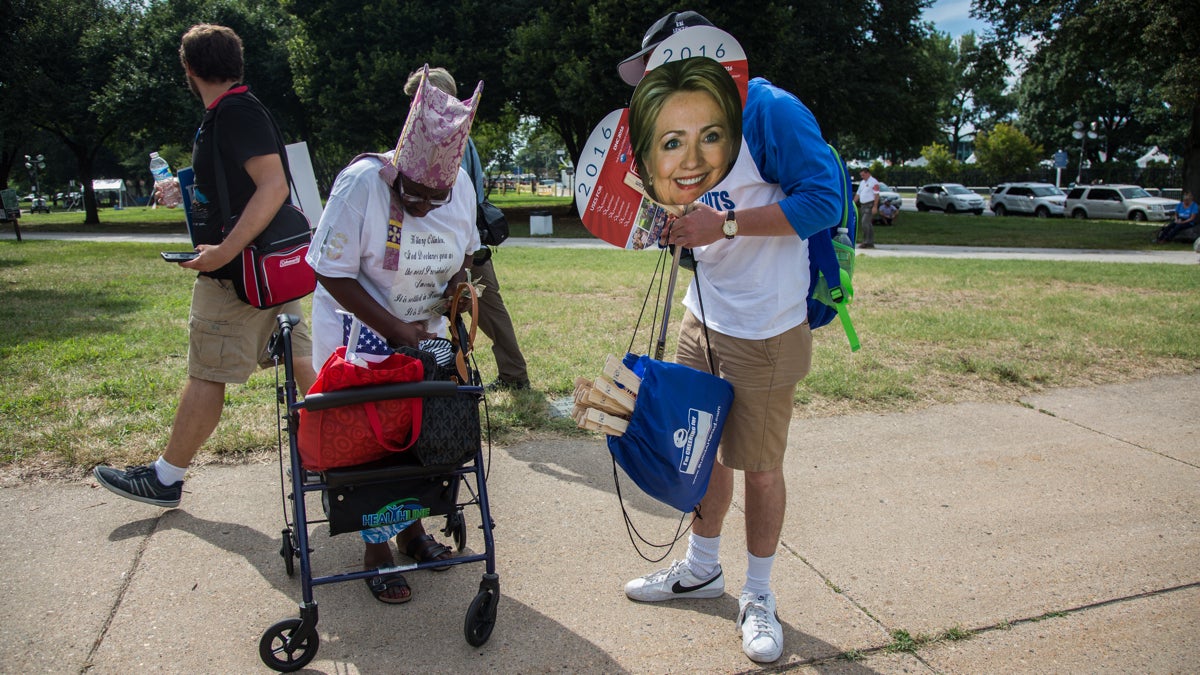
[628,57,742,207]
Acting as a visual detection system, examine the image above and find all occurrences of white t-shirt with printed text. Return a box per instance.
[306,156,479,364]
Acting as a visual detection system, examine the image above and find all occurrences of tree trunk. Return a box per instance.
[72,147,99,225]
[1184,94,1200,198]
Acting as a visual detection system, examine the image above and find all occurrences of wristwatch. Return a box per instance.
[722,210,738,239]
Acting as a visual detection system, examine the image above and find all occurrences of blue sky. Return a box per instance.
[922,0,991,39]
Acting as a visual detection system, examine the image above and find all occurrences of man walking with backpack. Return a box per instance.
[93,24,316,507]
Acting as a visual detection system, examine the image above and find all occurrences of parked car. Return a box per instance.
[878,183,902,209]
[851,182,903,209]
[915,183,985,215]
[1064,184,1176,222]
[989,182,1066,218]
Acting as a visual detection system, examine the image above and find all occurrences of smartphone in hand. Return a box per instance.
[160,251,199,262]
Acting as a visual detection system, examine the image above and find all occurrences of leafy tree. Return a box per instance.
[501,0,942,171]
[768,0,946,161]
[101,1,306,193]
[0,0,36,190]
[973,123,1042,180]
[285,0,533,186]
[935,31,1013,158]
[853,0,948,161]
[502,0,652,181]
[920,143,960,180]
[976,0,1200,195]
[7,0,144,223]
[1010,11,1153,170]
[515,124,567,179]
[471,103,522,192]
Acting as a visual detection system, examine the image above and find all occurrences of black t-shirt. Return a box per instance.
[189,87,282,277]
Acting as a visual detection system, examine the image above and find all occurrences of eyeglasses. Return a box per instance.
[398,180,452,207]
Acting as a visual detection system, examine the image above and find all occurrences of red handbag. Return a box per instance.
[235,206,316,309]
[297,346,425,471]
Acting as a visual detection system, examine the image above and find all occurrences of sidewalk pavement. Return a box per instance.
[1,373,1196,673]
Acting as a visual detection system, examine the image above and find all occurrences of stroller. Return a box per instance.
[258,313,498,672]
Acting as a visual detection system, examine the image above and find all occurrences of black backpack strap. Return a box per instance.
[210,89,298,239]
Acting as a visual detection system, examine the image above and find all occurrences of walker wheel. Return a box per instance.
[259,618,318,672]
[279,529,295,577]
[464,588,498,646]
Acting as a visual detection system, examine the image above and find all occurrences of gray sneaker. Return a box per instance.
[624,559,724,602]
[93,464,182,508]
[738,591,783,663]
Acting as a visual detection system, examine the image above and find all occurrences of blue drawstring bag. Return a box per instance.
[606,353,734,513]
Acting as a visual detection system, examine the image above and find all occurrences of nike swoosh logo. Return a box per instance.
[671,574,720,594]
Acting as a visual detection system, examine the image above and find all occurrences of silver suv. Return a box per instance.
[1064,184,1176,222]
[915,183,985,215]
[990,182,1066,218]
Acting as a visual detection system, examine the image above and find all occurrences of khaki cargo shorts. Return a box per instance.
[676,310,812,472]
[187,276,312,384]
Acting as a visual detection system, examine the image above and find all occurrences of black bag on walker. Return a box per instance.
[606,353,734,513]
[323,470,460,536]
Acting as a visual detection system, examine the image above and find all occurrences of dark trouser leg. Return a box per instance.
[472,256,529,384]
[1158,222,1184,242]
[858,203,875,246]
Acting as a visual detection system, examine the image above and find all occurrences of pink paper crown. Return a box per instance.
[390,65,483,190]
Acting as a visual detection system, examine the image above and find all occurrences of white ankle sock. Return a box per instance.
[742,551,775,597]
[685,533,721,579]
[153,456,187,486]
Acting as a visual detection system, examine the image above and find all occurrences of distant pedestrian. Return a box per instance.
[855,168,880,248]
[877,200,899,227]
[1155,191,1197,243]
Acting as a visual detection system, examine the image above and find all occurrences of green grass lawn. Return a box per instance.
[2,238,1198,475]
[9,198,1192,250]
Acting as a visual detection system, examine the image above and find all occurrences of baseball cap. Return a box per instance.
[617,10,715,86]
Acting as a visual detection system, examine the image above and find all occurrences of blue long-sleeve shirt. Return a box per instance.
[742,77,843,238]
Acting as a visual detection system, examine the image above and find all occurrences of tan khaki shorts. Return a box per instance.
[676,311,812,472]
[187,276,312,384]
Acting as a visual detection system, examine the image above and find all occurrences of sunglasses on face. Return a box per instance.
[398,179,452,207]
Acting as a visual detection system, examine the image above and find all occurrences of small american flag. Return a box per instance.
[339,311,393,356]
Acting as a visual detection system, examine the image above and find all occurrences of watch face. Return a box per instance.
[723,219,737,236]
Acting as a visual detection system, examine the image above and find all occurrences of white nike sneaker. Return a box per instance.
[738,591,783,663]
[624,559,724,602]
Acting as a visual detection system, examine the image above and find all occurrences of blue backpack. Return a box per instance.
[804,145,859,350]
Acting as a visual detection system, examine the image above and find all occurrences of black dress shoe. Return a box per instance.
[486,378,530,391]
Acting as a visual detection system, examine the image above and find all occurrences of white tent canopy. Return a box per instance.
[92,178,128,208]
[1136,146,1171,168]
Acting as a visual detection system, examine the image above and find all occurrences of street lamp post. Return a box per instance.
[1071,121,1098,186]
[24,153,48,214]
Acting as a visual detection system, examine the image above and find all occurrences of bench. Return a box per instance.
[0,189,21,242]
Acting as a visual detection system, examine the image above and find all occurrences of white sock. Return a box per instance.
[685,533,721,579]
[153,456,187,486]
[742,551,775,597]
